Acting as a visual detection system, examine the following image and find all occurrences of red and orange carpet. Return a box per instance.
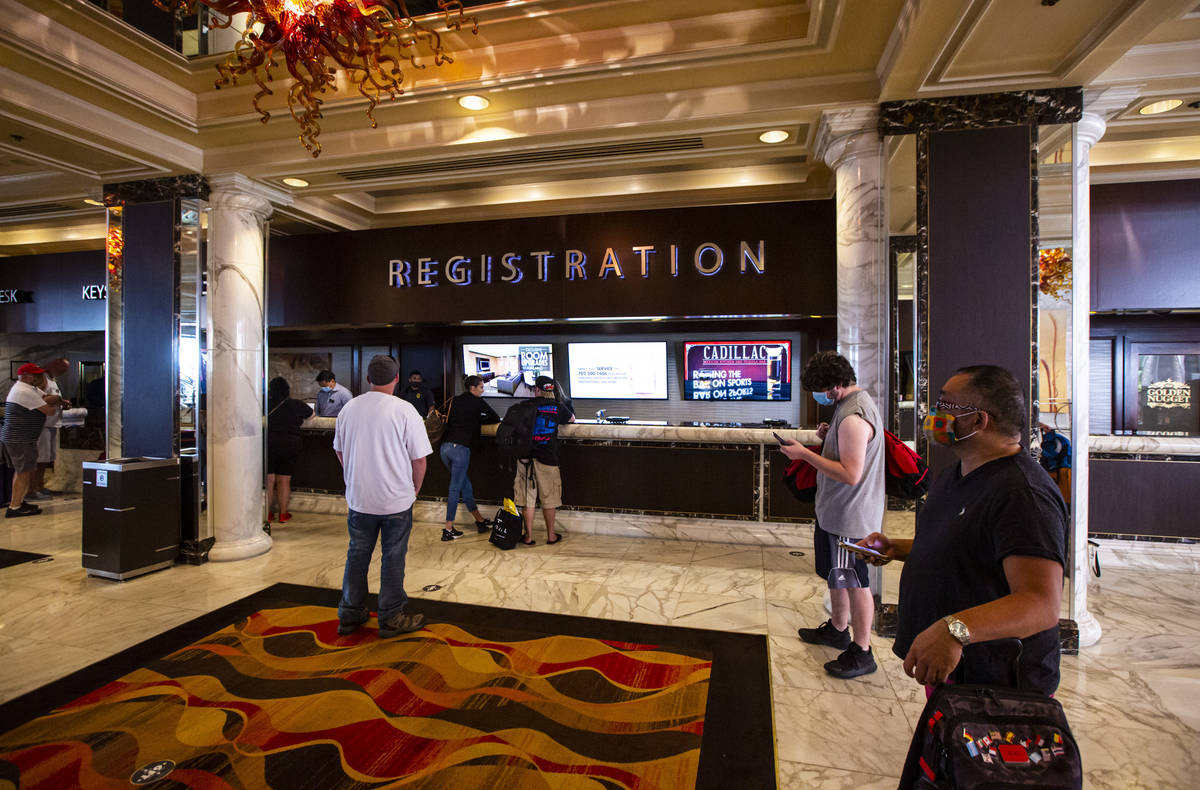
[0,584,773,789]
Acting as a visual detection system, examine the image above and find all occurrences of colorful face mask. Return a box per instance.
[813,390,835,406]
[923,409,978,445]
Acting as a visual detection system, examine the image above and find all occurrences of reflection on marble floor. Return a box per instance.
[2,508,1199,788]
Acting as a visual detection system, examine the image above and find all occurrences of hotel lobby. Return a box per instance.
[3,1,1200,787]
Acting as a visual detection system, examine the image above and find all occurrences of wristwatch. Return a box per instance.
[943,615,971,646]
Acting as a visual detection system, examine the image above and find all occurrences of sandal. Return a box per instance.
[546,533,564,545]
[519,537,537,546]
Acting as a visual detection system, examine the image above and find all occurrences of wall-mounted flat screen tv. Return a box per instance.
[567,341,668,400]
[682,341,792,401]
[462,343,553,398]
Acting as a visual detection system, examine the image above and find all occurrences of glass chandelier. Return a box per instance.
[154,1,480,157]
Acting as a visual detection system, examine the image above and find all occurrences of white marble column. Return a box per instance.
[206,174,289,562]
[1067,109,1107,647]
[816,108,889,400]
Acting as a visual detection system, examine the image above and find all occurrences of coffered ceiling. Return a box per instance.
[1,0,1198,256]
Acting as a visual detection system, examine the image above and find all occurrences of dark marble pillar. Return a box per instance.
[102,176,209,460]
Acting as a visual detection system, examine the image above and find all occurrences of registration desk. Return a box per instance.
[293,417,820,523]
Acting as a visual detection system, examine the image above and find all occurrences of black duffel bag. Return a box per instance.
[489,507,523,550]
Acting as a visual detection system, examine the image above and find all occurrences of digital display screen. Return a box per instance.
[683,341,792,401]
[567,342,668,400]
[462,343,554,398]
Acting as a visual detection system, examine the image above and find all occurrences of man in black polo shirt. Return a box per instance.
[859,365,1068,695]
[2,363,64,518]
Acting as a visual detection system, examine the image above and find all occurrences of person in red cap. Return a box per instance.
[2,363,65,517]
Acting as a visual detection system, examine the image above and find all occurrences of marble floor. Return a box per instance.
[1,506,1198,788]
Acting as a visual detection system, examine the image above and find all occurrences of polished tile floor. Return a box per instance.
[1,506,1198,788]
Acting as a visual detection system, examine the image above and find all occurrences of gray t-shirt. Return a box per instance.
[814,388,885,538]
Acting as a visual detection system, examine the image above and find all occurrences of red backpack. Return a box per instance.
[783,430,928,502]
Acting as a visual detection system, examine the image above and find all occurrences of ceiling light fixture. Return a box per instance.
[1138,99,1183,115]
[282,177,310,188]
[152,1,481,158]
[758,130,789,144]
[458,94,490,111]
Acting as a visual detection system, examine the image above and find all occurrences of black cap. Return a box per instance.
[535,375,556,392]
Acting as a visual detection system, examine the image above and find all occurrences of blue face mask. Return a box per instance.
[320,386,332,393]
[812,390,834,406]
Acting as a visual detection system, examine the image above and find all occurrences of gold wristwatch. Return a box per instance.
[943,615,971,646]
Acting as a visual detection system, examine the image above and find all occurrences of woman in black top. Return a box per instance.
[266,376,313,524]
[439,375,501,541]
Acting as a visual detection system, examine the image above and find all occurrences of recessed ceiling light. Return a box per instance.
[282,177,310,188]
[458,95,490,111]
[83,198,104,206]
[1138,99,1183,115]
[758,130,789,144]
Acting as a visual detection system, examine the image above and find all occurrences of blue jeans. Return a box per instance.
[440,441,476,522]
[339,507,413,624]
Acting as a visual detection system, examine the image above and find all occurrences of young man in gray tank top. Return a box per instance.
[780,351,886,678]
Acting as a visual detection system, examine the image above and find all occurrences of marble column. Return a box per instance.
[206,175,289,562]
[1068,103,1114,648]
[816,108,889,400]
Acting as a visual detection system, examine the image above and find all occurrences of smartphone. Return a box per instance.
[772,431,795,445]
[838,538,887,560]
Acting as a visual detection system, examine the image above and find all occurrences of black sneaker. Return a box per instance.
[476,519,493,534]
[378,610,425,638]
[798,619,852,650]
[824,643,877,679]
[441,529,461,541]
[337,615,368,636]
[5,502,41,518]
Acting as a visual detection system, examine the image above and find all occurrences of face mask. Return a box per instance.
[923,409,979,445]
[813,391,835,406]
[320,386,332,393]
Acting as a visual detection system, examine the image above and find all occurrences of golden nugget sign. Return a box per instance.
[1146,379,1191,409]
[388,241,766,288]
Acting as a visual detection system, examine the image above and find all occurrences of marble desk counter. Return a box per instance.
[302,415,821,446]
[1089,434,1200,456]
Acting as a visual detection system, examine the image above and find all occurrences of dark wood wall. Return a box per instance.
[1091,178,1200,311]
[268,201,838,328]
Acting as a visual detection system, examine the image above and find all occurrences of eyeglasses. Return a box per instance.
[934,398,979,413]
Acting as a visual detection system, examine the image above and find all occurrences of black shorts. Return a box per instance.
[267,435,302,476]
[813,522,869,589]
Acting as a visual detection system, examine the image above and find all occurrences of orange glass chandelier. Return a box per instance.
[154,1,479,157]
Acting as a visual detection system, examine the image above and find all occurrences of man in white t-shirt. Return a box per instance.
[2,364,63,518]
[332,354,433,638]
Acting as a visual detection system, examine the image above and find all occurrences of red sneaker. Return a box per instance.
[267,512,276,522]
[279,512,292,522]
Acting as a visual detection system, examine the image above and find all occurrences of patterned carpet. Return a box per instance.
[0,584,773,789]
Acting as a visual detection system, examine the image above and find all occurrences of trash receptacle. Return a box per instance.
[82,457,181,580]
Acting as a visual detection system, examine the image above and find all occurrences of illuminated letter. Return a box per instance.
[670,244,680,277]
[389,259,411,288]
[694,243,723,276]
[565,249,587,280]
[480,254,493,284]
[500,253,524,284]
[532,251,554,281]
[598,248,624,279]
[740,240,765,274]
[447,255,472,285]
[632,245,655,277]
[417,257,439,287]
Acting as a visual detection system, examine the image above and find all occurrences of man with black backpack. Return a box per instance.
[506,375,574,545]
